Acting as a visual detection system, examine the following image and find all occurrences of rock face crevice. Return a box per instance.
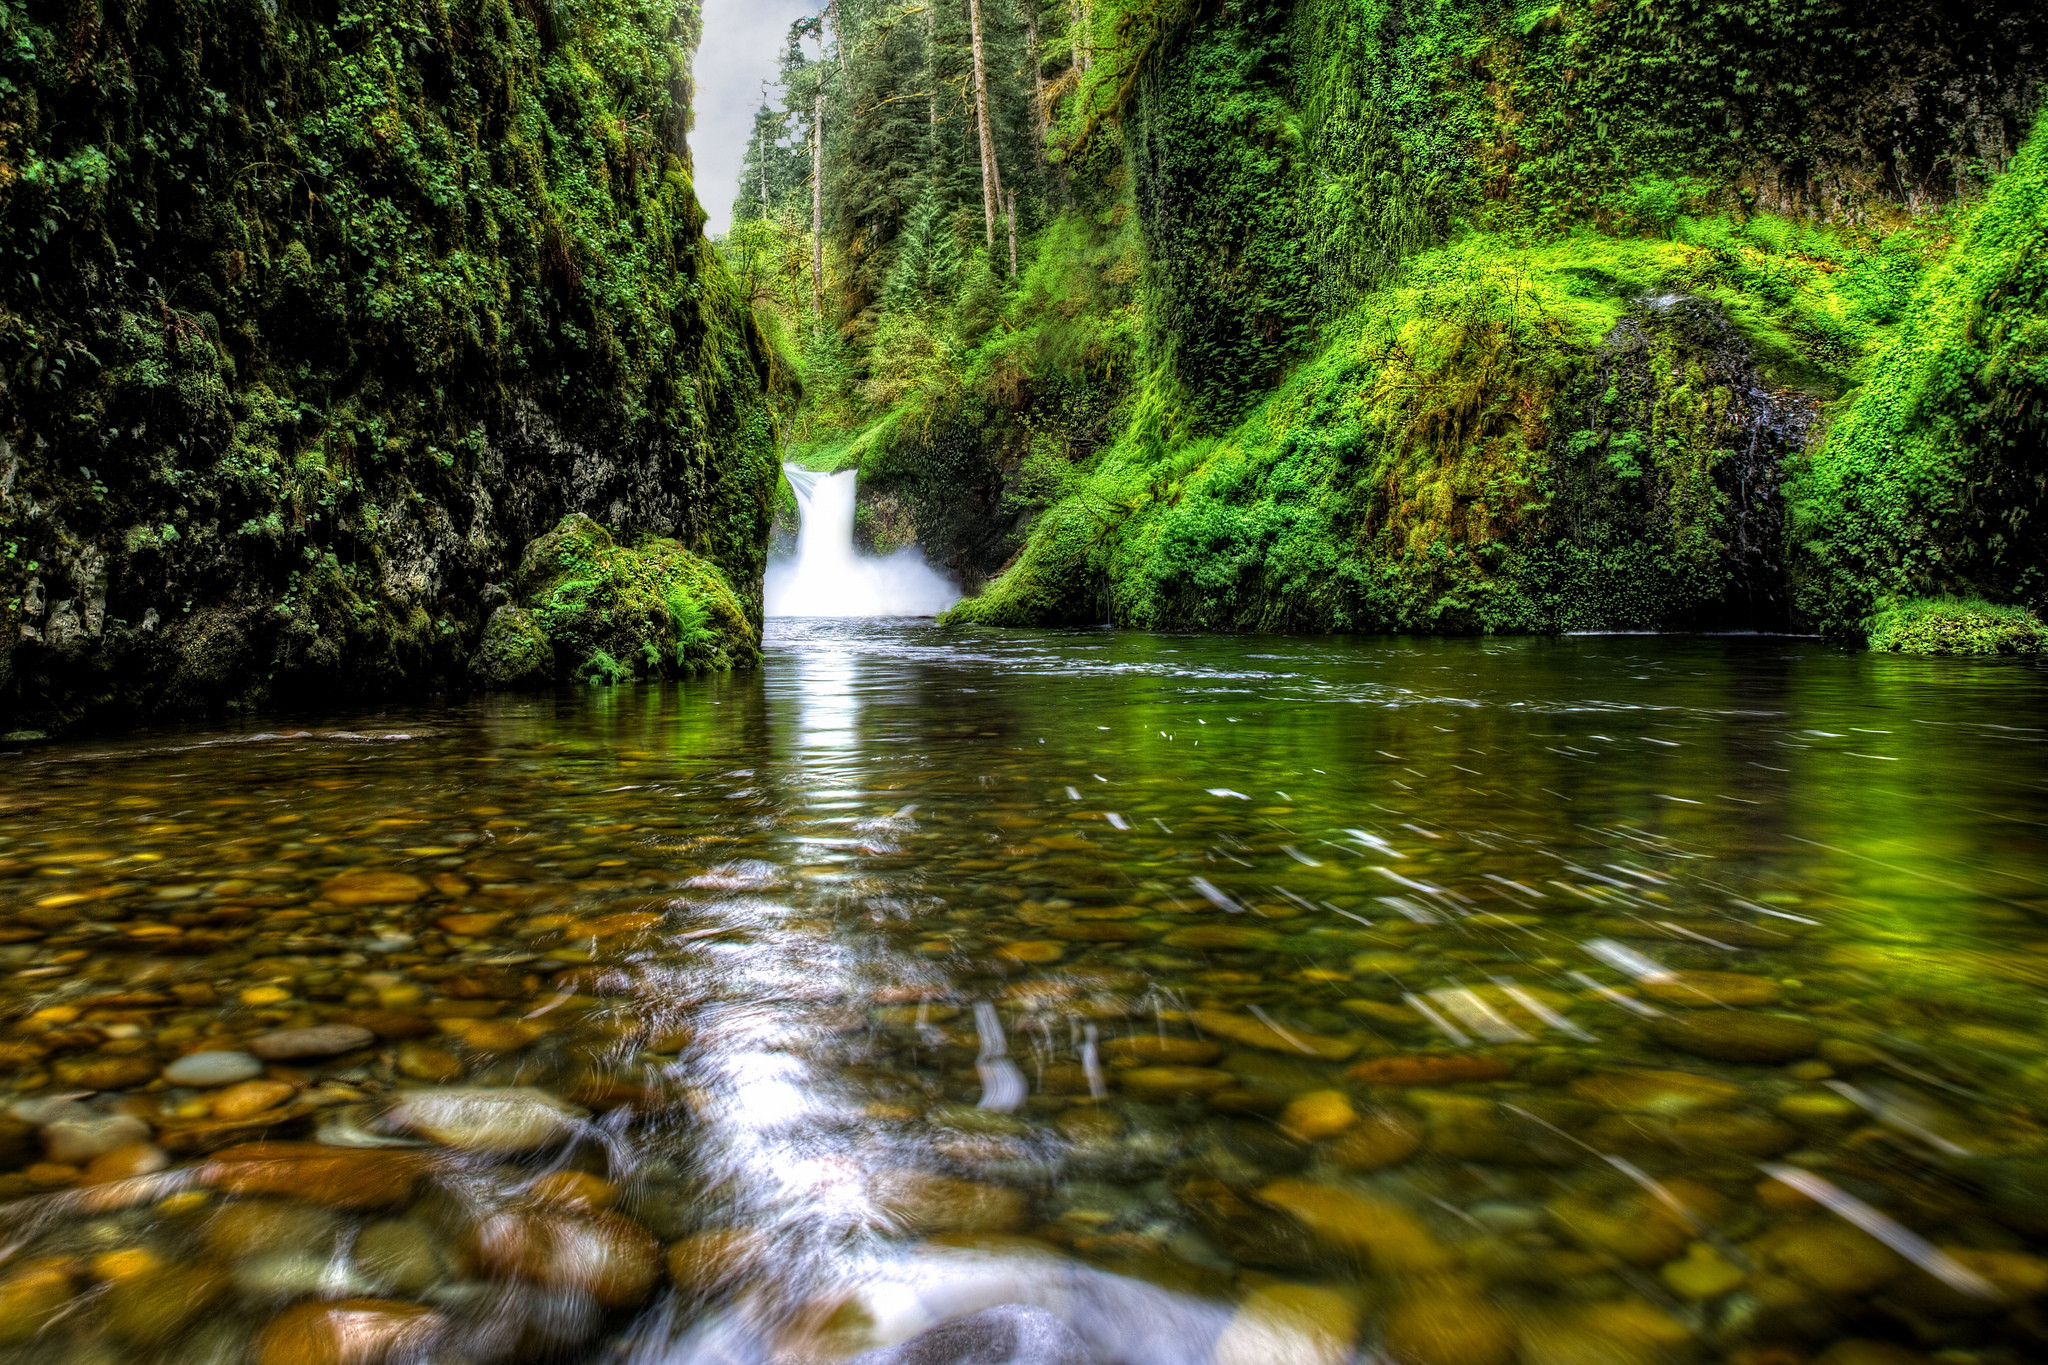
[0,0,785,735]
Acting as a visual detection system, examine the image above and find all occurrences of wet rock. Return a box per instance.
[253,1297,441,1365]
[205,1143,431,1209]
[204,1200,343,1259]
[1589,1109,1799,1158]
[1210,1284,1359,1365]
[355,1219,451,1295]
[249,1024,376,1061]
[1755,1218,1907,1295]
[667,1228,763,1296]
[1777,1090,1861,1126]
[320,872,433,906]
[334,1009,436,1040]
[1661,1240,1745,1298]
[1188,1009,1355,1061]
[1811,1342,1929,1365]
[42,1110,150,1163]
[164,1050,265,1087]
[1410,1091,1570,1166]
[1517,1299,1689,1365]
[1348,1055,1512,1085]
[1567,1069,1744,1114]
[50,1052,157,1089]
[1102,1035,1221,1067]
[1176,1176,1320,1271]
[1278,1089,1356,1140]
[466,1208,662,1307]
[528,1170,617,1209]
[1547,1191,1691,1265]
[995,941,1066,965]
[81,1141,169,1184]
[1642,971,1780,1007]
[1327,1109,1424,1171]
[1118,1066,1236,1098]
[1382,1290,1515,1365]
[845,1305,1091,1365]
[1651,1012,1817,1063]
[1162,926,1282,952]
[386,1087,585,1152]
[103,1263,227,1345]
[1256,1177,1455,1273]
[213,1080,297,1121]
[397,1041,465,1082]
[0,1263,73,1344]
[1056,1109,1125,1144]
[873,1170,1031,1234]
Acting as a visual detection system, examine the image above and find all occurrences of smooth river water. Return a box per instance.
[1,621,2046,1365]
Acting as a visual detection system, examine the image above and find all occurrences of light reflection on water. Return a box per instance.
[0,621,2043,1364]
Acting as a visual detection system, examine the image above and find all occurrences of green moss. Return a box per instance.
[473,607,555,688]
[517,514,756,680]
[1788,115,2048,639]
[0,0,784,734]
[1866,598,2046,656]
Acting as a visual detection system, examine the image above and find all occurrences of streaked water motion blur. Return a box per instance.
[0,621,2045,1365]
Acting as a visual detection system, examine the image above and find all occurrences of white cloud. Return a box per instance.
[691,0,824,237]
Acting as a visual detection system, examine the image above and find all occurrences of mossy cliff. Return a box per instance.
[752,0,2047,647]
[0,0,784,734]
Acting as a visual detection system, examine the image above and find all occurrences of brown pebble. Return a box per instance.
[466,1208,662,1307]
[212,1080,297,1121]
[81,1142,170,1185]
[1642,971,1781,1007]
[1382,1290,1515,1365]
[321,871,433,906]
[254,1297,441,1365]
[204,1143,430,1209]
[249,1025,376,1061]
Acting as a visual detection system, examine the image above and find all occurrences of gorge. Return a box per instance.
[0,3,2043,1365]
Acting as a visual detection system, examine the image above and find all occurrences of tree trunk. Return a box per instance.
[968,0,1000,248]
[1071,0,1089,74]
[812,87,825,314]
[1006,189,1018,277]
[924,0,937,129]
[1024,0,1046,162]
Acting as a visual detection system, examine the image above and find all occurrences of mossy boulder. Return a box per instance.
[1866,598,2046,656]
[514,515,757,685]
[472,609,555,689]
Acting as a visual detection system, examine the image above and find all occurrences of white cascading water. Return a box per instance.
[765,463,960,617]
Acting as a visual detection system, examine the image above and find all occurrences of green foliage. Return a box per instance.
[0,0,782,732]
[1789,114,2048,637]
[517,514,753,681]
[1866,598,2046,657]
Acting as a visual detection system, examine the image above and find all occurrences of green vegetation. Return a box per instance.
[0,0,782,735]
[514,512,755,683]
[1866,598,2046,657]
[729,0,2046,645]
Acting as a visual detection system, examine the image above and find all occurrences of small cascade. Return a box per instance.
[765,464,960,617]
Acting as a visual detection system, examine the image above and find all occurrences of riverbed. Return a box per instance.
[1,621,2044,1365]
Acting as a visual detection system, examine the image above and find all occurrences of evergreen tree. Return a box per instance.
[733,97,808,225]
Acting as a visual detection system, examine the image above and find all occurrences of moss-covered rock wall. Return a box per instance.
[0,0,784,734]
[934,0,2047,642]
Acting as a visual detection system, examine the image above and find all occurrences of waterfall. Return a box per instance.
[765,464,960,617]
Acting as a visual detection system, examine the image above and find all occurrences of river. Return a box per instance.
[0,621,2044,1365]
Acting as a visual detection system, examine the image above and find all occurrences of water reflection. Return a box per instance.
[0,621,2043,1364]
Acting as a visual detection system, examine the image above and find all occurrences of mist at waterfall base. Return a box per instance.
[766,464,961,617]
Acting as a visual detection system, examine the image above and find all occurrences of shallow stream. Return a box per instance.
[1,622,2046,1365]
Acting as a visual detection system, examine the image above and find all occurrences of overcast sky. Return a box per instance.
[692,0,822,237]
